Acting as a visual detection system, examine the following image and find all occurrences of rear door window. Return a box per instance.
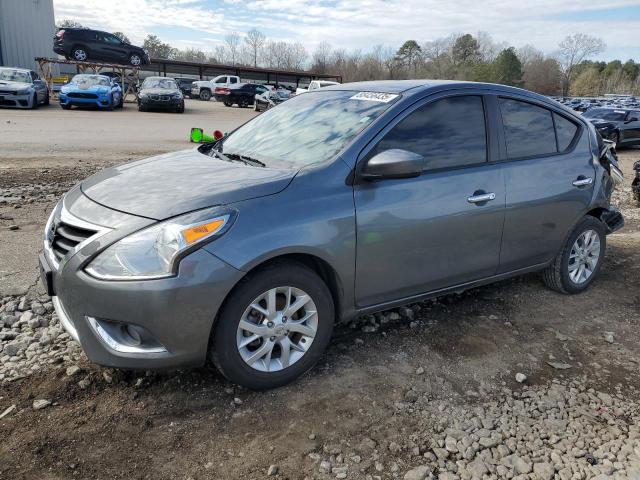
[374,95,487,171]
[230,77,238,84]
[499,98,556,159]
[553,113,579,152]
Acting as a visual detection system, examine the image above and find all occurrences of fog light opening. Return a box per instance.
[123,324,143,346]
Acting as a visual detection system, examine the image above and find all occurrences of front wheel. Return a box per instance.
[543,216,606,294]
[199,89,211,101]
[210,262,335,390]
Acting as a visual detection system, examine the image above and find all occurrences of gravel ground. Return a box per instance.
[0,104,639,480]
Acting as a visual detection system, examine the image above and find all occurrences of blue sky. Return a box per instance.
[53,0,640,62]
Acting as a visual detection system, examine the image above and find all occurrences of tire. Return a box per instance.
[223,101,233,107]
[71,46,88,62]
[254,101,260,112]
[199,89,211,101]
[210,261,335,390]
[239,98,249,108]
[107,94,115,111]
[138,103,146,112]
[43,91,50,106]
[176,102,185,113]
[542,216,606,294]
[129,53,142,66]
[61,103,71,110]
[30,92,38,109]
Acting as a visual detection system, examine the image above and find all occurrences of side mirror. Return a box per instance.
[360,149,424,180]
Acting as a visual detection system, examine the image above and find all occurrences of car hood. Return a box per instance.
[0,80,31,90]
[63,83,110,93]
[81,149,296,220]
[589,118,616,126]
[140,88,180,95]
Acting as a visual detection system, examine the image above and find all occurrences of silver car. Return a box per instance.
[40,80,624,389]
[0,67,49,108]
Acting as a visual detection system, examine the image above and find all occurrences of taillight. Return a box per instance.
[56,30,65,39]
[215,87,230,94]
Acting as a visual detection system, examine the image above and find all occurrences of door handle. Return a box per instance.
[572,177,593,187]
[467,192,496,204]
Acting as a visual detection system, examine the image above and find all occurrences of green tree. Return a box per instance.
[492,47,523,86]
[622,60,639,81]
[396,40,422,73]
[112,31,131,44]
[142,34,175,59]
[452,34,481,65]
[472,63,496,82]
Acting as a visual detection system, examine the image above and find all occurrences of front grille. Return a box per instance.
[50,221,97,262]
[150,94,171,101]
[67,92,98,99]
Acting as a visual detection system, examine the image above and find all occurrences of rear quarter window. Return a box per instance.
[499,98,556,159]
[553,113,579,152]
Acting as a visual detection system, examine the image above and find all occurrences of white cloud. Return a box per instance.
[53,0,640,59]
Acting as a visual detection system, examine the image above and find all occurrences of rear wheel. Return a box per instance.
[72,47,88,62]
[210,262,334,390]
[129,53,142,66]
[543,216,606,294]
[199,89,211,101]
[223,101,233,107]
[239,98,249,108]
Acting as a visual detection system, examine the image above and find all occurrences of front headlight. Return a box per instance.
[85,207,236,280]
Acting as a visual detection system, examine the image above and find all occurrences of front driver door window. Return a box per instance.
[354,94,506,307]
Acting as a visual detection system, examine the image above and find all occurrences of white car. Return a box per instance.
[295,80,340,95]
[0,67,49,109]
[191,75,240,101]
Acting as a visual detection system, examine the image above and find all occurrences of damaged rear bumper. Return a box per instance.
[601,207,624,234]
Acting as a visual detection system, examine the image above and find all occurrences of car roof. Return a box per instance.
[323,79,550,98]
[0,66,30,73]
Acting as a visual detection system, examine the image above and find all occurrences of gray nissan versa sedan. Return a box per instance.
[40,80,624,389]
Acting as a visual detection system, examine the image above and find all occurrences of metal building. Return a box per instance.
[0,0,56,70]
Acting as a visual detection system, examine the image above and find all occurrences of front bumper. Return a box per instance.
[0,91,33,108]
[42,191,243,369]
[139,97,183,109]
[60,93,114,108]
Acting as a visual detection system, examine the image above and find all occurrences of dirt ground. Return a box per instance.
[0,102,639,480]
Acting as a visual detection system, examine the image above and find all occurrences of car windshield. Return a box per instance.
[0,68,30,83]
[275,91,290,99]
[219,90,398,168]
[583,108,627,121]
[142,78,177,89]
[73,75,110,87]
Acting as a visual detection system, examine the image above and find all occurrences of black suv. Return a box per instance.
[54,28,150,66]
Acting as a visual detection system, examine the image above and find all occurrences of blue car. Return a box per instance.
[59,74,123,110]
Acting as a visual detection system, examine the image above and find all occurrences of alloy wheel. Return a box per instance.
[568,229,601,284]
[236,286,318,372]
[130,55,141,66]
[74,49,87,61]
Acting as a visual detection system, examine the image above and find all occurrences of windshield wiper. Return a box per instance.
[225,153,266,168]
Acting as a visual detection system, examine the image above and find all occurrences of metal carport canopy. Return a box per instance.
[147,58,342,87]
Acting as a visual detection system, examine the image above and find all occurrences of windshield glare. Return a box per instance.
[0,68,30,83]
[220,90,397,168]
[73,75,110,87]
[584,108,627,121]
[142,78,177,89]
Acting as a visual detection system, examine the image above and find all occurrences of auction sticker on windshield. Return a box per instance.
[350,92,399,103]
